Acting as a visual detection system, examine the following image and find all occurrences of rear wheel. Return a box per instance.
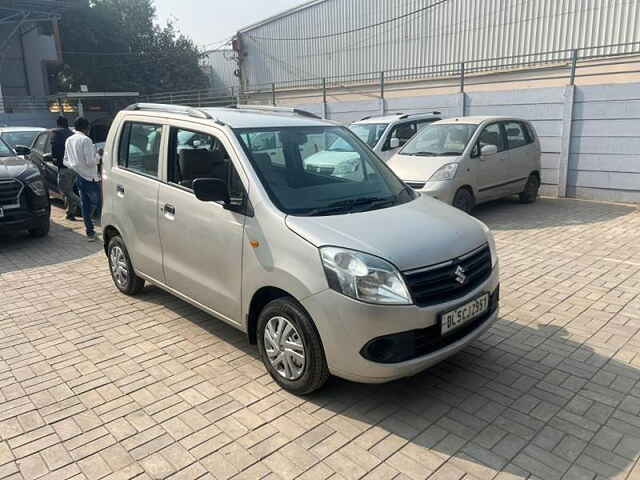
[257,297,329,395]
[107,235,145,295]
[452,188,475,214]
[519,174,540,204]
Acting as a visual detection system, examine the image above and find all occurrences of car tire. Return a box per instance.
[519,174,540,204]
[28,218,50,238]
[107,235,145,295]
[452,188,475,214]
[257,297,329,395]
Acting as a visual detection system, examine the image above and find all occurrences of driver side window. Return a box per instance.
[384,122,417,150]
[473,123,505,157]
[34,133,48,153]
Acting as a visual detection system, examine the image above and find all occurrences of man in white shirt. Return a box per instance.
[63,117,100,241]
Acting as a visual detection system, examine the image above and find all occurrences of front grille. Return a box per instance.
[0,179,22,207]
[403,244,493,307]
[361,286,500,364]
[405,181,426,189]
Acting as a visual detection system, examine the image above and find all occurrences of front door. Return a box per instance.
[157,124,245,325]
[109,120,165,281]
[30,132,58,194]
[475,122,509,201]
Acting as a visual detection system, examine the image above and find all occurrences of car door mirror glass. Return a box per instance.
[481,145,498,157]
[389,137,400,149]
[14,145,31,156]
[193,178,230,204]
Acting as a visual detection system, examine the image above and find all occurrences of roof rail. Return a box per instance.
[229,104,322,119]
[125,103,218,122]
[398,111,442,120]
[360,115,372,121]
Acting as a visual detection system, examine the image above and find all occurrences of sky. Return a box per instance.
[154,0,305,49]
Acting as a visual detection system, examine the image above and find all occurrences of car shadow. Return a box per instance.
[474,197,637,231]
[136,285,640,480]
[0,205,102,274]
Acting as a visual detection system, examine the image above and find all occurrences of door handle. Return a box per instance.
[116,184,125,196]
[163,204,176,215]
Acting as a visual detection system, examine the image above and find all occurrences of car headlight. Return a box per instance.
[428,163,458,181]
[320,247,412,305]
[27,179,47,197]
[480,222,498,267]
[333,161,359,175]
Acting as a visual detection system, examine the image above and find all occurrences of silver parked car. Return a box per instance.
[101,104,499,394]
[388,117,542,212]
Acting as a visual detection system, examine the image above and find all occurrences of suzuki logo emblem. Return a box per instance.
[455,265,467,285]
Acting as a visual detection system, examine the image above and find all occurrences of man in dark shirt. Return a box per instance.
[51,117,78,220]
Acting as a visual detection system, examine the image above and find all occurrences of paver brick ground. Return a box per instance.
[1,197,640,480]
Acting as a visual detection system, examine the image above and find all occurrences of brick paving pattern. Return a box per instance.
[1,197,640,480]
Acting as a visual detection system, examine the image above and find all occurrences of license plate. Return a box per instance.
[441,293,489,335]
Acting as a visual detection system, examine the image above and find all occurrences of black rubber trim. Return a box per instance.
[479,177,528,193]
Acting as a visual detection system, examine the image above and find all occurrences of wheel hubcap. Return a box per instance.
[263,316,305,380]
[109,246,129,289]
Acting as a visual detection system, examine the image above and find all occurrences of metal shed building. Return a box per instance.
[235,0,640,88]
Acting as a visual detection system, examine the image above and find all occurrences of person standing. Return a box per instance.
[51,117,77,220]
[64,117,100,241]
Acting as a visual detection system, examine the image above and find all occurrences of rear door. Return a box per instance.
[109,120,165,281]
[474,122,509,201]
[157,123,246,325]
[503,121,536,194]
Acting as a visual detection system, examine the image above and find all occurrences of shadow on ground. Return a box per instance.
[0,205,102,274]
[474,197,636,231]
[137,283,640,480]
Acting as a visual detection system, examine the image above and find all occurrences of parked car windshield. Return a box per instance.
[400,123,478,156]
[1,131,40,149]
[0,138,14,157]
[235,126,414,216]
[349,123,388,148]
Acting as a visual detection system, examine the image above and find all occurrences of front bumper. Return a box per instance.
[301,263,499,383]
[0,206,50,233]
[412,180,457,205]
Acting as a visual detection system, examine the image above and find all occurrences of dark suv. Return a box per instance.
[0,137,50,237]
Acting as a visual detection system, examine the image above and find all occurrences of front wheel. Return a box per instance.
[28,218,50,238]
[107,235,145,295]
[257,298,329,395]
[519,174,540,204]
[452,188,475,214]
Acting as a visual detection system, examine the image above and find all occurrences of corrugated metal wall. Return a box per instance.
[237,0,640,87]
[202,49,239,92]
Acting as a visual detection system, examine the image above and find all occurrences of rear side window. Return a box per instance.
[117,122,162,178]
[504,121,531,149]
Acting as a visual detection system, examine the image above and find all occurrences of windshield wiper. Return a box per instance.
[440,152,462,156]
[407,151,438,156]
[303,196,394,216]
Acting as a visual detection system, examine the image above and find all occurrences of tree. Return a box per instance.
[57,0,209,94]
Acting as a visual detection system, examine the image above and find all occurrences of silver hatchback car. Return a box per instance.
[101,104,499,394]
[388,117,542,212]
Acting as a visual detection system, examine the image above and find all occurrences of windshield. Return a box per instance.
[235,126,414,216]
[349,123,388,148]
[0,138,14,157]
[400,123,477,156]
[1,131,40,149]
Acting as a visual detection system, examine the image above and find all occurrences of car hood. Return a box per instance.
[304,151,359,167]
[285,194,487,271]
[388,153,461,181]
[0,155,31,179]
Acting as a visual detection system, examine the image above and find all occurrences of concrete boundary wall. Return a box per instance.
[289,83,640,203]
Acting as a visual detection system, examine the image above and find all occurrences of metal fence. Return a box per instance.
[139,40,640,109]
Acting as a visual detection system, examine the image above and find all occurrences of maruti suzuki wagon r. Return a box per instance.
[101,103,500,394]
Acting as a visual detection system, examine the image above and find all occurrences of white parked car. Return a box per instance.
[350,112,442,161]
[388,116,542,212]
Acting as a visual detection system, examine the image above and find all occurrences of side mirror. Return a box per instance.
[193,178,230,203]
[480,145,498,157]
[389,138,400,149]
[14,145,31,156]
